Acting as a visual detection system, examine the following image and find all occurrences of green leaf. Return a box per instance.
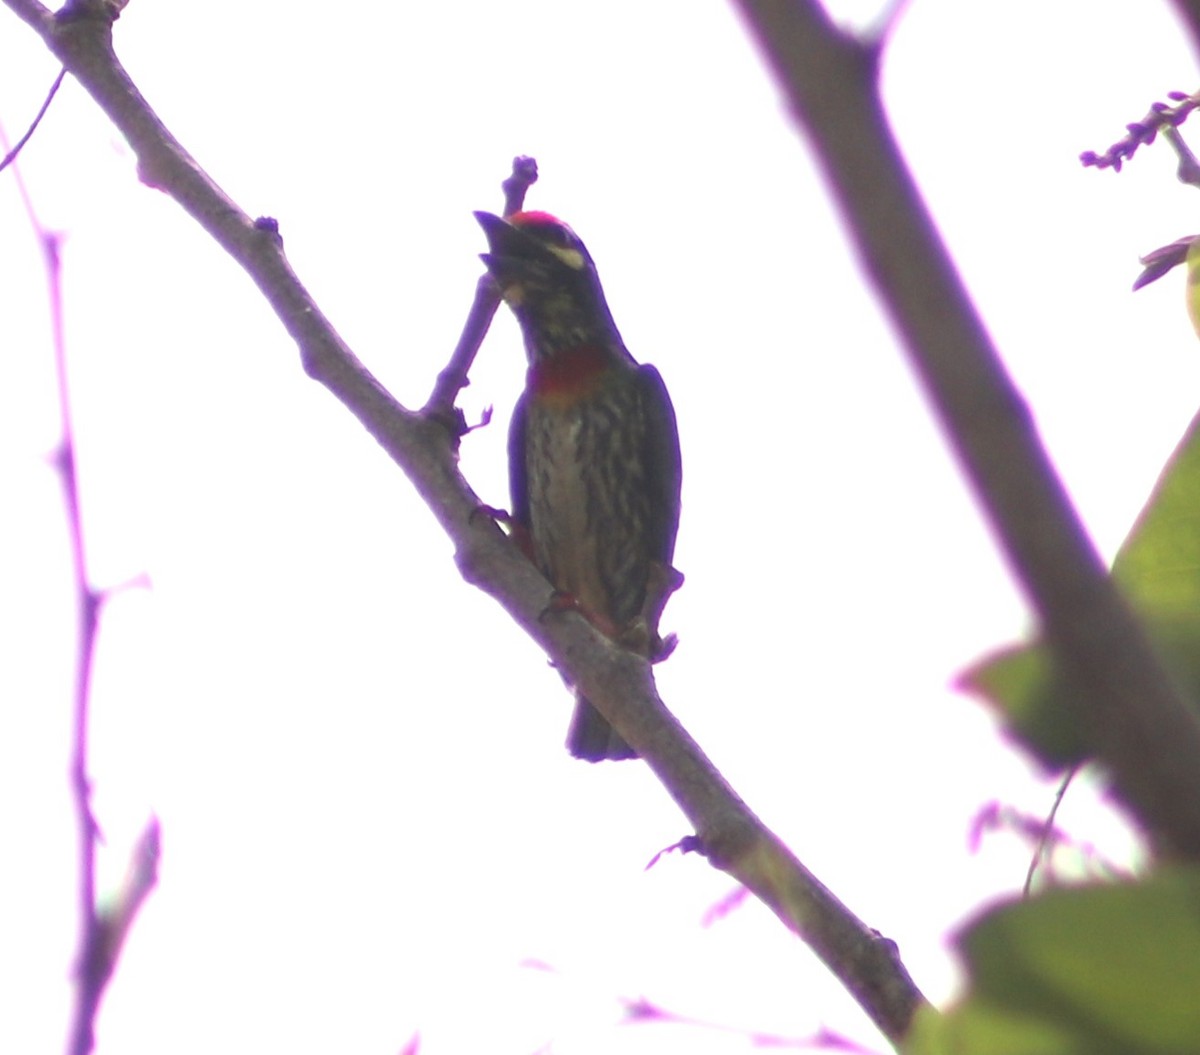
[1188,236,1200,338]
[919,870,1200,1055]
[904,999,1084,1055]
[961,407,1200,766]
[1112,408,1200,615]
[957,642,1087,767]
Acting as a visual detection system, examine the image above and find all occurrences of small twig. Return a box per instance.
[3,118,155,1055]
[700,885,751,926]
[1080,90,1200,172]
[16,175,111,1055]
[422,156,537,426]
[42,224,107,1055]
[0,66,65,174]
[644,833,704,869]
[1024,767,1077,896]
[38,204,109,1055]
[968,790,1129,890]
[862,0,912,50]
[1164,125,1200,187]
[621,996,882,1053]
[501,154,538,216]
[86,817,160,995]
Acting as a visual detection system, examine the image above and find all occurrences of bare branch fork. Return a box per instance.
[730,0,1200,854]
[4,0,924,1044]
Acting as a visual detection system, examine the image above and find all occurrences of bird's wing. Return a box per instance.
[507,389,532,530]
[636,363,682,566]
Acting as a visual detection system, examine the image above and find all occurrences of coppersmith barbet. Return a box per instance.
[476,210,682,761]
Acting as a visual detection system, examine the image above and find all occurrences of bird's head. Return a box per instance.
[475,210,621,359]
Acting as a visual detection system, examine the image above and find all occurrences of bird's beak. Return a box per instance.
[475,211,558,301]
[474,210,514,249]
[475,211,549,268]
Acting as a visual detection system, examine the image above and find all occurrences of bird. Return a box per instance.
[475,209,683,761]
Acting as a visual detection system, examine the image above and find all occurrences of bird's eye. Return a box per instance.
[539,224,574,248]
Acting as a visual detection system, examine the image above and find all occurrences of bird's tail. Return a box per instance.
[567,695,636,762]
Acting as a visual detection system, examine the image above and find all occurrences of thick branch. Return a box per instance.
[4,1,926,1043]
[730,0,1200,854]
[1172,0,1200,58]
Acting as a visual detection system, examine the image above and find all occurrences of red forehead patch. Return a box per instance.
[509,210,567,229]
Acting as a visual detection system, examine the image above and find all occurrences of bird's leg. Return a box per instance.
[539,591,623,639]
[615,562,685,661]
[542,563,684,661]
[644,561,685,661]
[644,561,684,628]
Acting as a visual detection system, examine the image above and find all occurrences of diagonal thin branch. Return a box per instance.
[3,1,927,1043]
[729,0,1200,855]
[0,65,65,173]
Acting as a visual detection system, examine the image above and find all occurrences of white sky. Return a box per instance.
[1,2,1196,1053]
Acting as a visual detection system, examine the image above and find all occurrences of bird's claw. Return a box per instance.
[652,632,678,663]
[541,602,679,663]
[538,591,613,632]
[471,505,536,561]
[470,503,512,525]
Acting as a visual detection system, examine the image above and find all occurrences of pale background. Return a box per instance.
[0,2,1193,1052]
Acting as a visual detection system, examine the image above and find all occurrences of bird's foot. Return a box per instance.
[642,561,685,627]
[615,618,678,662]
[540,574,681,663]
[630,561,685,661]
[539,591,622,639]
[470,503,511,525]
[652,632,678,663]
